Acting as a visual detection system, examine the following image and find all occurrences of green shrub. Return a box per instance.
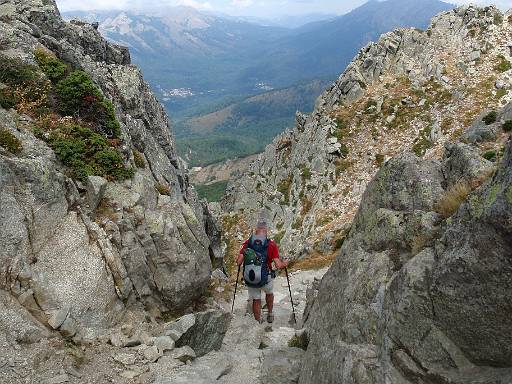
[495,55,512,73]
[483,150,497,161]
[503,120,512,132]
[0,89,15,109]
[56,70,102,115]
[288,332,309,350]
[277,175,293,204]
[496,89,507,99]
[0,128,22,154]
[34,48,67,81]
[482,111,497,125]
[300,165,311,183]
[339,143,349,157]
[56,71,120,138]
[412,126,434,157]
[0,55,39,85]
[494,13,503,25]
[46,121,132,182]
[133,149,146,168]
[375,153,385,166]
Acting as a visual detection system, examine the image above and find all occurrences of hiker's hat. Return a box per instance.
[256,218,268,230]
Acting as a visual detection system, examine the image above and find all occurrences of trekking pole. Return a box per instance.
[231,264,241,313]
[284,266,297,325]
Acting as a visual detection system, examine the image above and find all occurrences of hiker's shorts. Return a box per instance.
[247,278,273,300]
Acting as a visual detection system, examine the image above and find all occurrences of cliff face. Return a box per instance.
[222,5,510,262]
[0,0,215,342]
[300,103,512,384]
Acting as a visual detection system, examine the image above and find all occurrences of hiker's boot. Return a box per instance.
[267,313,274,323]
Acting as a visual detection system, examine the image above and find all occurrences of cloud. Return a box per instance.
[231,0,254,7]
[55,0,512,15]
[177,0,213,10]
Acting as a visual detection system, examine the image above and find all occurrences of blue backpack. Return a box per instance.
[243,236,270,288]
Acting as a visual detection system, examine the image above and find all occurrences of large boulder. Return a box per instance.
[299,133,512,383]
[169,310,232,357]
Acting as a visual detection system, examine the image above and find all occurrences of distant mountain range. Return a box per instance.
[64,0,454,166]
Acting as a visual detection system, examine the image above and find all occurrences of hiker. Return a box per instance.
[237,219,289,323]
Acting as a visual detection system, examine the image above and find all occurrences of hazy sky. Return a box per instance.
[55,0,512,17]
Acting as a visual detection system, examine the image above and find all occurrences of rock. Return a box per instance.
[86,176,107,211]
[211,268,228,280]
[173,310,231,357]
[496,79,506,89]
[109,333,127,347]
[142,345,162,362]
[113,353,136,366]
[469,50,481,61]
[154,336,175,353]
[121,323,134,337]
[47,374,69,384]
[47,308,69,330]
[164,314,196,341]
[460,110,498,144]
[119,366,148,379]
[169,346,196,363]
[261,347,305,384]
[59,316,77,338]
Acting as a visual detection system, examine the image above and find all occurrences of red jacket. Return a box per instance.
[240,238,280,269]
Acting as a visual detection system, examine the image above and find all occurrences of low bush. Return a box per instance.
[412,126,434,157]
[44,120,132,181]
[277,175,293,204]
[0,55,39,85]
[495,55,512,73]
[482,111,498,125]
[155,182,171,196]
[133,149,146,168]
[375,153,385,166]
[56,70,120,138]
[34,48,67,81]
[503,120,512,132]
[0,128,22,154]
[300,165,311,182]
[483,150,497,161]
[0,89,15,109]
[288,332,309,351]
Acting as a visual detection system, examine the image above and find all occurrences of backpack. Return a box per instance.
[243,236,270,288]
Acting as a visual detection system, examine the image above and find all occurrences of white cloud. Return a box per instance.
[177,0,213,10]
[55,0,512,15]
[231,0,254,7]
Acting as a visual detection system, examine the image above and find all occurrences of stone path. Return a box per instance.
[152,267,328,384]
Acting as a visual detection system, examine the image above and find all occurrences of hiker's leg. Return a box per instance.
[265,293,274,314]
[252,299,262,321]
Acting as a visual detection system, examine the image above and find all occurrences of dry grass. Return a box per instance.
[289,250,337,272]
[435,182,472,219]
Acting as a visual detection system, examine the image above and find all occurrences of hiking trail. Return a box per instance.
[153,267,328,384]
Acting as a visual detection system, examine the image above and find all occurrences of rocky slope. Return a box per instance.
[0,0,223,375]
[300,102,512,384]
[223,5,512,263]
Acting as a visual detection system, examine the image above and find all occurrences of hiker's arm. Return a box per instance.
[274,257,289,269]
[236,253,244,266]
[237,241,248,266]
